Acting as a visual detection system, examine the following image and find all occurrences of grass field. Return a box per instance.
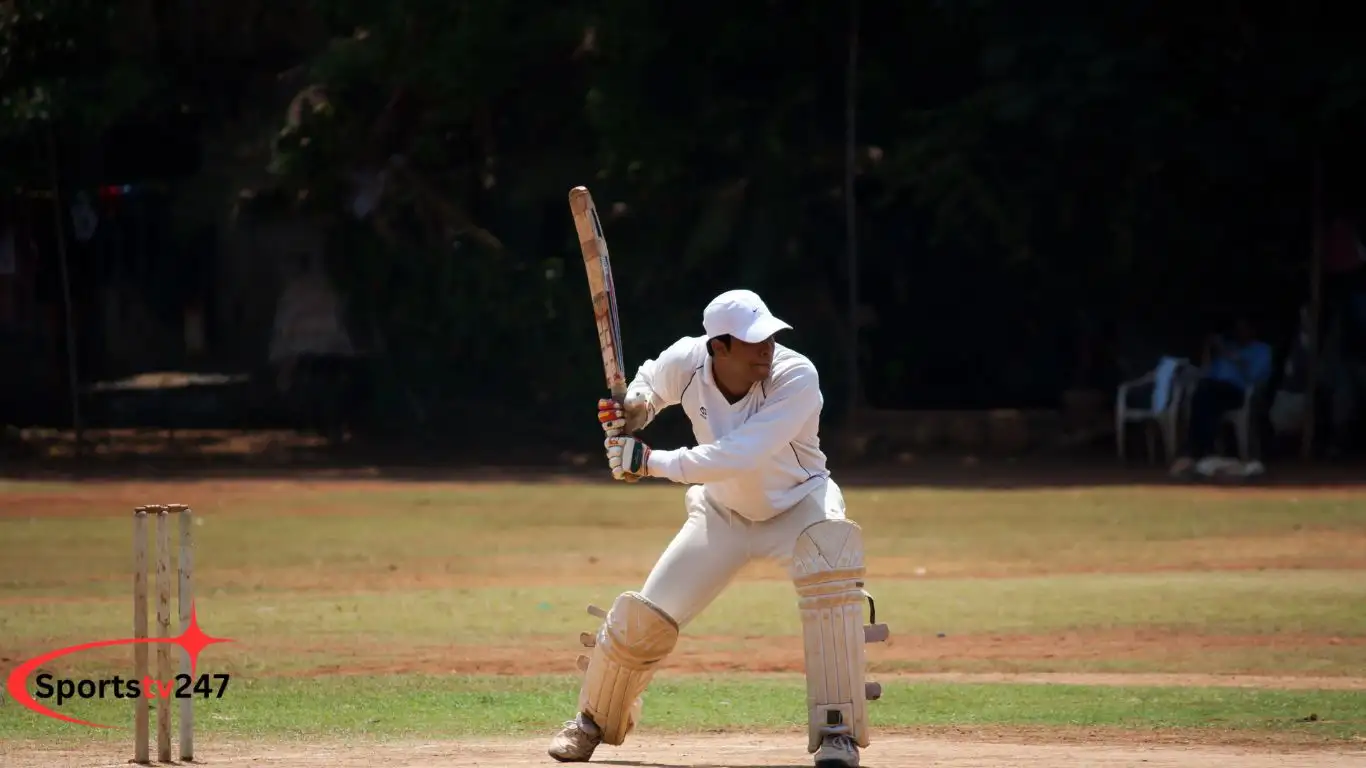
[1,473,1365,766]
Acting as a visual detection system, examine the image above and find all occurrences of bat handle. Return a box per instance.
[606,385,631,435]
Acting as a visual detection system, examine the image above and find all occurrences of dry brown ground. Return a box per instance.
[4,731,1365,768]
[3,476,1363,681]
[238,628,1366,677]
[4,473,1364,765]
[2,462,1365,522]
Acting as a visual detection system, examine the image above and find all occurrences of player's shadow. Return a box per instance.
[596,762,807,768]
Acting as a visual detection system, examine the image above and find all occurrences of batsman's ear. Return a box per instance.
[706,334,733,358]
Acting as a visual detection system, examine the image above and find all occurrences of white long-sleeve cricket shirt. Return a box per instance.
[625,335,831,521]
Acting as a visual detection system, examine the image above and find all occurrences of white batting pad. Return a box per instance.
[791,518,882,752]
[577,591,679,746]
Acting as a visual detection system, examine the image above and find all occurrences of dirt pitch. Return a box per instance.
[6,733,1366,767]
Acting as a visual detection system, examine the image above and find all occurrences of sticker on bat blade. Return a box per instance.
[601,254,625,371]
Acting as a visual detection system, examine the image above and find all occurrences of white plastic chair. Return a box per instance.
[1115,362,1189,464]
[1218,383,1264,461]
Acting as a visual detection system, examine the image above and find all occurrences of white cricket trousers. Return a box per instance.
[637,478,847,628]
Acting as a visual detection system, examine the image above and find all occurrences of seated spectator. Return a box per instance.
[1170,316,1273,475]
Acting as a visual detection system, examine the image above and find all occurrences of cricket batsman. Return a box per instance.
[548,289,887,767]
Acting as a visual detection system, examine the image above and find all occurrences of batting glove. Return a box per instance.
[604,435,651,482]
[598,398,626,437]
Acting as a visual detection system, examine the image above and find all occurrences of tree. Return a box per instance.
[258,0,1366,427]
[883,3,1366,296]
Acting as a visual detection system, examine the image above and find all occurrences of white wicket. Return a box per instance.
[133,509,149,764]
[176,504,194,760]
[133,504,195,764]
[156,509,171,762]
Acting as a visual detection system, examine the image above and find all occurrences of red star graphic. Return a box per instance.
[173,602,232,675]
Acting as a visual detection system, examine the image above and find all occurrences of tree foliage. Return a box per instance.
[0,0,156,185]
[14,0,1366,431]
[885,3,1366,302]
[257,0,1366,421]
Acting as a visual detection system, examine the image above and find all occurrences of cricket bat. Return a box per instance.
[569,186,627,404]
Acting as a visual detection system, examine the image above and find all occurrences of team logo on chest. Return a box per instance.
[698,406,708,420]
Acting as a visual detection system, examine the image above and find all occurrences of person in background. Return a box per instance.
[1170,315,1273,476]
[267,251,359,443]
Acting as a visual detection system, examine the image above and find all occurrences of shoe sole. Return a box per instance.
[815,759,857,768]
[548,745,596,763]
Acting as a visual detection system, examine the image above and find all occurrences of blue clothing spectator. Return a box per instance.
[1206,338,1273,390]
[1173,317,1274,471]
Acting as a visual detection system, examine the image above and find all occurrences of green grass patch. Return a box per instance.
[1,675,1362,744]
[2,483,1364,688]
[6,570,1363,644]
[4,571,1363,678]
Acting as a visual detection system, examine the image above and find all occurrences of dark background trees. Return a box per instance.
[3,0,1364,457]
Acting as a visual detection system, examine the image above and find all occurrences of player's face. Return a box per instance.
[723,336,775,381]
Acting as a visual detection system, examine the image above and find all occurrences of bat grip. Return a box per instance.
[608,384,642,483]
[609,386,635,436]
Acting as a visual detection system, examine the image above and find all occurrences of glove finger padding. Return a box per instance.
[598,398,626,436]
[605,436,650,481]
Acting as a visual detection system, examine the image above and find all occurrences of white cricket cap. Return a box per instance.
[702,289,792,344]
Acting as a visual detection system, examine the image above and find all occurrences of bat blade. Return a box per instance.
[569,186,627,403]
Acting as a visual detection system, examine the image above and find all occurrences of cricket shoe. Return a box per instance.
[814,733,860,768]
[548,713,601,762]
